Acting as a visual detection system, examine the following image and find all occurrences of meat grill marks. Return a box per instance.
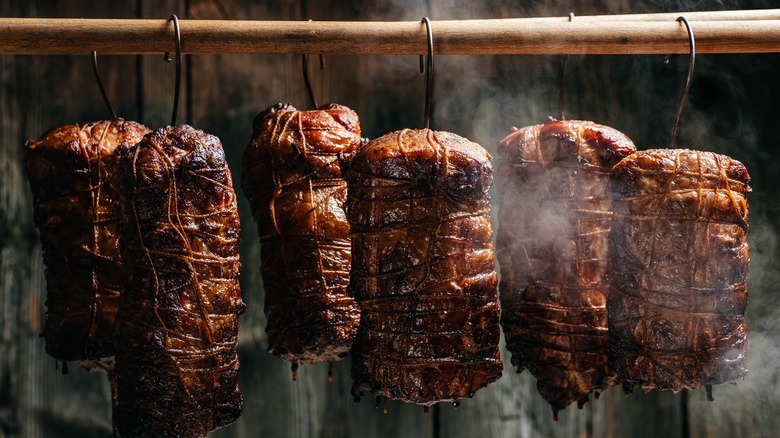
[608,149,749,397]
[496,119,636,417]
[115,125,244,437]
[346,128,503,406]
[24,119,150,370]
[242,103,362,369]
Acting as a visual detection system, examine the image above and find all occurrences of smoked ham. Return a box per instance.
[608,149,749,397]
[241,103,362,370]
[345,128,502,406]
[496,119,635,417]
[24,119,150,371]
[115,125,244,437]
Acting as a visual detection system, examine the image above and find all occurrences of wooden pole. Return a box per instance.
[1,17,780,55]
[529,8,780,21]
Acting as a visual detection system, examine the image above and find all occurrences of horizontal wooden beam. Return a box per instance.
[2,14,780,55]
[528,8,780,21]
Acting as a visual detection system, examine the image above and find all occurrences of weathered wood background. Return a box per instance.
[2,0,779,437]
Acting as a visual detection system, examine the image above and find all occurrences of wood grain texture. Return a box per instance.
[3,0,780,437]
[0,1,143,437]
[190,2,433,437]
[3,19,780,55]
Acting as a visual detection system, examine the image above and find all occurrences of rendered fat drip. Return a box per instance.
[374,396,386,412]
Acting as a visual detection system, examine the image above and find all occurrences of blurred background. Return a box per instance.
[1,1,779,437]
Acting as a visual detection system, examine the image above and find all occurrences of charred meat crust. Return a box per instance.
[115,125,244,437]
[346,128,502,406]
[242,103,362,364]
[496,119,636,415]
[608,148,749,394]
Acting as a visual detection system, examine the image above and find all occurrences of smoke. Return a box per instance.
[2,0,779,436]
[682,210,780,436]
[339,0,780,431]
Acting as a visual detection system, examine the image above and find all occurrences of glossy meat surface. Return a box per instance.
[242,103,362,365]
[115,125,244,437]
[496,119,636,416]
[345,129,502,406]
[24,119,150,369]
[608,149,749,394]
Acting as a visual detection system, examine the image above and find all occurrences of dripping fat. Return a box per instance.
[291,362,299,381]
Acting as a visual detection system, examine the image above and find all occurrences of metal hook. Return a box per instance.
[302,20,326,110]
[302,53,325,110]
[558,12,574,120]
[420,17,433,130]
[670,16,695,149]
[302,54,317,109]
[92,51,117,120]
[163,14,182,126]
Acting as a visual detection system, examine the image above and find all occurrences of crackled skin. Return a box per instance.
[608,149,750,397]
[242,103,362,368]
[496,119,636,417]
[345,128,503,406]
[115,125,244,437]
[24,119,150,370]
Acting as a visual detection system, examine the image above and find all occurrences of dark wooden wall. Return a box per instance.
[2,1,779,437]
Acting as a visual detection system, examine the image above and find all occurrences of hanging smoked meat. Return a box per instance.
[495,119,636,418]
[24,118,150,371]
[345,128,503,407]
[608,149,749,398]
[241,103,362,372]
[115,125,244,437]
